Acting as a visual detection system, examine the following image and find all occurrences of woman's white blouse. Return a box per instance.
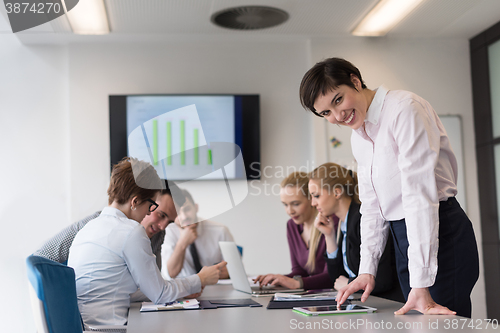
[352,86,458,288]
[68,207,201,326]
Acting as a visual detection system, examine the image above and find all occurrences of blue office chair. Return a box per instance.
[26,255,126,333]
[236,245,243,257]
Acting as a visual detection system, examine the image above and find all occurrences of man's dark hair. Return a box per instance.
[180,189,195,206]
[160,181,187,207]
[159,180,171,197]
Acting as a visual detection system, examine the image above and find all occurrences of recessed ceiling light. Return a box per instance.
[62,0,110,35]
[352,0,424,37]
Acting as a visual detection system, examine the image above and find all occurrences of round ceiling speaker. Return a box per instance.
[211,6,289,30]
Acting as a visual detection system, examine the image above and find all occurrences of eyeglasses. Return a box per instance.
[145,198,159,212]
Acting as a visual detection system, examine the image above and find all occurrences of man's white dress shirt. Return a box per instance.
[352,86,458,288]
[161,219,234,279]
[68,207,201,326]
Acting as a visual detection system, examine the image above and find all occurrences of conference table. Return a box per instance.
[126,284,498,332]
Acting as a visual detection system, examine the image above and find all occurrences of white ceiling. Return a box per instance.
[1,0,500,44]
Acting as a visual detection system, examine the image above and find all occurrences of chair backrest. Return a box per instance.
[26,255,83,333]
[236,245,243,257]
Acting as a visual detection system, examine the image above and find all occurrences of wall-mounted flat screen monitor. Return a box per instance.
[109,94,260,181]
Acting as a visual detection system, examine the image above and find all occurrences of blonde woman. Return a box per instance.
[253,171,333,290]
[309,163,403,301]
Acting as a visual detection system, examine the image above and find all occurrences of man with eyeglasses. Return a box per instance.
[34,180,182,270]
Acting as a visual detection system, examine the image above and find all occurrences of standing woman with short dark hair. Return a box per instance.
[299,58,479,317]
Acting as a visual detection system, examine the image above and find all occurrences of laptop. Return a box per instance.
[219,241,304,296]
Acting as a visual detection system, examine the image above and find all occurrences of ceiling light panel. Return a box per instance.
[63,0,110,34]
[352,0,425,36]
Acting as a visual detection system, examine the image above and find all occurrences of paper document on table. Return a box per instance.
[216,279,233,285]
[274,291,339,301]
[140,299,199,312]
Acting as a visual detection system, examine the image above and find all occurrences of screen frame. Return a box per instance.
[109,94,260,180]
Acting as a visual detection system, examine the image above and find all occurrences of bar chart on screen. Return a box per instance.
[117,98,249,220]
[149,118,212,165]
[127,104,239,181]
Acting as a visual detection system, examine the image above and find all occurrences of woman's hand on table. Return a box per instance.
[253,274,300,289]
[395,288,456,315]
[252,274,269,285]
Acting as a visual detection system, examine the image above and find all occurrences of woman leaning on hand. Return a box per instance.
[308,162,403,302]
[299,58,479,317]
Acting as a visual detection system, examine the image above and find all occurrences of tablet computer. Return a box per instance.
[293,304,377,316]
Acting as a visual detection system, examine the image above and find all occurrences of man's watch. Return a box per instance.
[292,275,304,289]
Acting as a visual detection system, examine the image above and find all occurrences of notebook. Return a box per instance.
[140,299,199,312]
[219,241,304,296]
